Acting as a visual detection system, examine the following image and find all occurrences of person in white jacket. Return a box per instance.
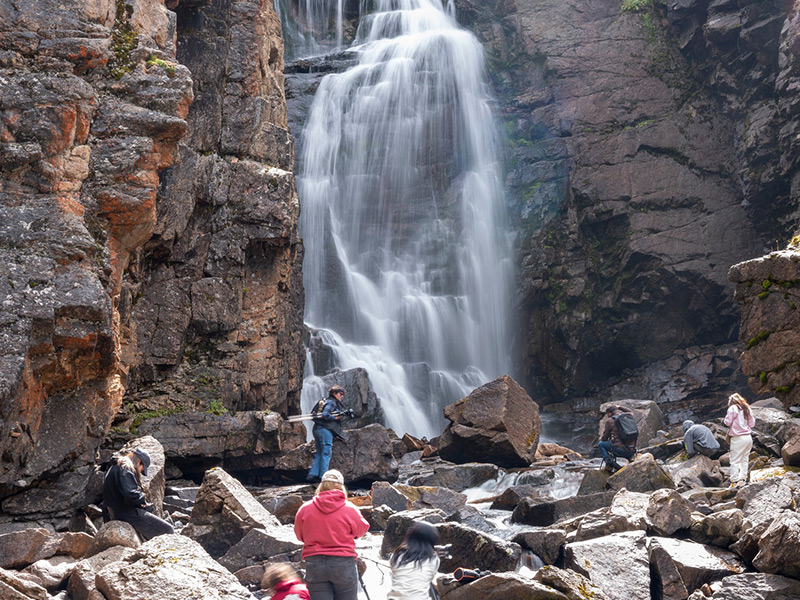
[724,393,756,487]
[388,521,440,600]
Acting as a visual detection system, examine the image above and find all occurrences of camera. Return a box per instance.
[453,568,487,583]
[435,544,452,559]
[339,408,356,419]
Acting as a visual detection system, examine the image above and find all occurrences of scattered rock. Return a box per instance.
[646,489,693,535]
[752,511,800,578]
[84,521,140,558]
[512,530,566,565]
[607,454,675,493]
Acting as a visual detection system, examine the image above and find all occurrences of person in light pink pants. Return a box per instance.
[724,393,756,486]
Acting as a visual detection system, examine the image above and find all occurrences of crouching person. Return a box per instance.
[102,448,174,540]
[682,420,721,459]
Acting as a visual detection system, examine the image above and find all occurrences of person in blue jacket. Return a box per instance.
[307,386,347,483]
[102,448,174,540]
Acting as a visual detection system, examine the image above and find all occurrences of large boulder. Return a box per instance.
[0,566,49,600]
[382,514,520,573]
[217,527,302,572]
[23,556,80,591]
[94,534,256,600]
[646,489,692,535]
[664,454,723,488]
[68,546,137,600]
[512,491,615,527]
[0,528,50,569]
[735,478,794,526]
[438,572,569,600]
[276,423,399,483]
[182,467,282,558]
[405,462,500,491]
[512,530,566,566]
[706,573,800,600]
[564,531,650,600]
[598,400,665,448]
[84,521,141,558]
[533,565,610,600]
[689,508,744,548]
[647,537,745,599]
[752,511,800,578]
[606,454,675,493]
[437,376,541,467]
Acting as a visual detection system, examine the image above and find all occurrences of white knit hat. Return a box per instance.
[321,469,344,484]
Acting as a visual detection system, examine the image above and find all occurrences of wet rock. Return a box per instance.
[647,489,693,535]
[438,571,568,600]
[68,546,136,600]
[576,469,610,495]
[217,526,302,572]
[665,455,724,488]
[490,485,544,510]
[446,505,495,533]
[533,565,610,600]
[607,454,675,493]
[647,537,745,599]
[512,530,566,565]
[512,491,615,527]
[0,528,50,569]
[382,514,520,573]
[689,508,744,548]
[438,376,541,467]
[183,467,281,558]
[516,468,557,487]
[564,531,650,600]
[404,462,500,491]
[574,508,635,542]
[94,534,255,600]
[752,511,800,578]
[84,521,141,558]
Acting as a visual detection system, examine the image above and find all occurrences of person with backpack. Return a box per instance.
[307,385,348,483]
[724,392,756,487]
[682,420,721,458]
[388,521,440,600]
[294,469,370,600]
[598,405,638,472]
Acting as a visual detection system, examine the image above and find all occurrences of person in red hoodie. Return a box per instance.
[261,563,310,600]
[294,469,370,600]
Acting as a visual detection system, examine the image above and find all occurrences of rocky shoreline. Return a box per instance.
[2,382,800,600]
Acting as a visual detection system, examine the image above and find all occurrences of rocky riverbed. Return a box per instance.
[3,385,800,600]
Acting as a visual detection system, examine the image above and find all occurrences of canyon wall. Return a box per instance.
[455,0,800,418]
[0,0,304,509]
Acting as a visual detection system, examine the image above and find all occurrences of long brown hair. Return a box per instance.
[116,452,143,487]
[728,393,751,420]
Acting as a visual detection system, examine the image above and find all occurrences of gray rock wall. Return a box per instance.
[454,0,799,409]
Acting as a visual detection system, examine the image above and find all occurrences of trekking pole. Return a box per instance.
[357,570,372,600]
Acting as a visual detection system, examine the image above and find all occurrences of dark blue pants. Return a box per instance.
[309,426,334,479]
[305,555,358,600]
[598,440,634,465]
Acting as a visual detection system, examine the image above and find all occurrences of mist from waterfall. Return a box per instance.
[288,0,514,438]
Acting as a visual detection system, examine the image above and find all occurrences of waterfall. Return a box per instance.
[291,0,515,438]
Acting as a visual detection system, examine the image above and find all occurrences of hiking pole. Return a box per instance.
[357,570,371,600]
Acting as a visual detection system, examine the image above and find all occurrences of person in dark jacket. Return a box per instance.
[307,386,347,483]
[598,405,637,472]
[682,420,721,458]
[102,448,174,540]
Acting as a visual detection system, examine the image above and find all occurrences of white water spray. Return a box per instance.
[294,0,515,438]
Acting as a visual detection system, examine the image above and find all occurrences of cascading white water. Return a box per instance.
[294,0,515,438]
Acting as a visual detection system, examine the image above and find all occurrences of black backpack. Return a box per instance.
[613,412,639,446]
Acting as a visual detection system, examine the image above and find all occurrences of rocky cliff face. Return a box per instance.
[454,0,800,415]
[0,0,303,506]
